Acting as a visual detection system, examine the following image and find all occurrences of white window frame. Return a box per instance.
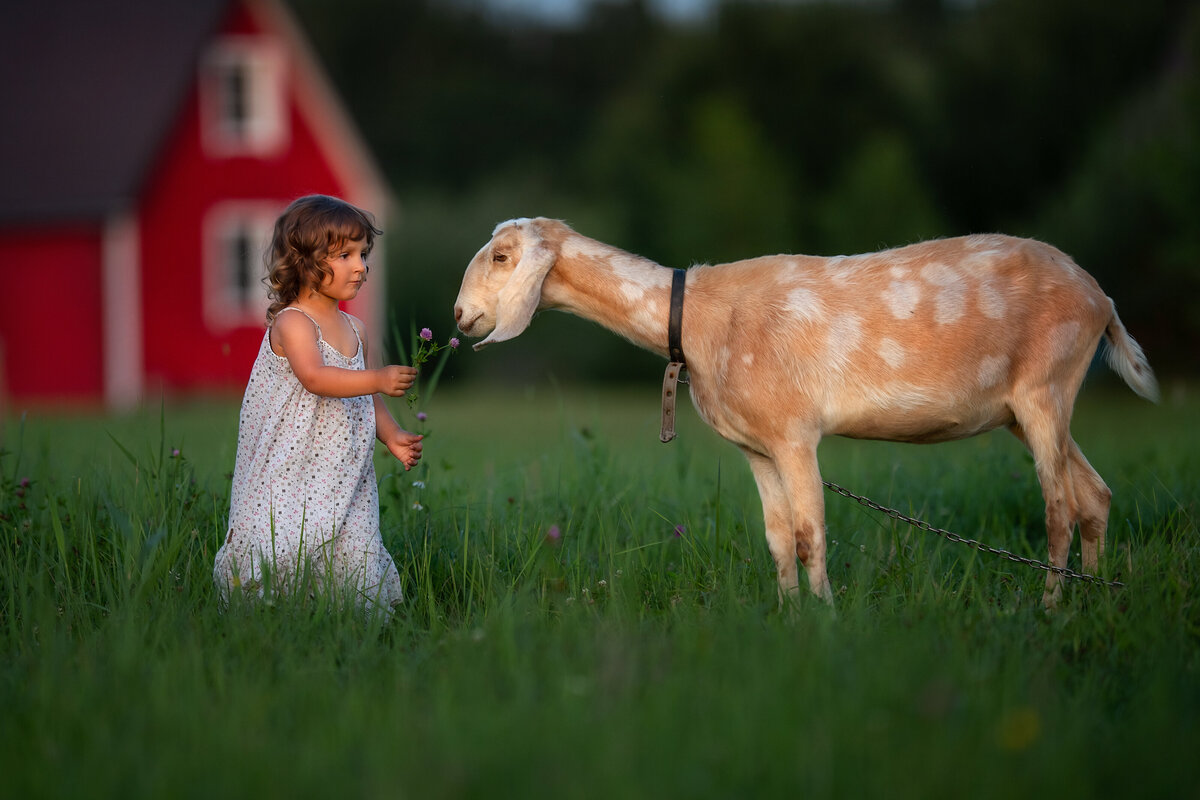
[200,36,288,157]
[203,203,280,331]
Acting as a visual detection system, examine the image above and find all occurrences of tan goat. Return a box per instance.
[453,217,1158,608]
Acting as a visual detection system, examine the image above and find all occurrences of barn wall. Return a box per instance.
[138,0,365,397]
[0,226,105,404]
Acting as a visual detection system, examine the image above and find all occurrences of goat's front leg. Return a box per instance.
[743,442,834,606]
[776,443,834,606]
[741,448,800,605]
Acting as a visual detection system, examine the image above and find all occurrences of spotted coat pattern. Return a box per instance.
[455,220,1158,609]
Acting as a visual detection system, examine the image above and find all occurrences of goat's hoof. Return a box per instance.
[1040,590,1062,611]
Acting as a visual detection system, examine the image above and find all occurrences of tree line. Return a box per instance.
[290,0,1200,382]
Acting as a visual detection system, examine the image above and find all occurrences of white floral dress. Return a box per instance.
[213,307,403,613]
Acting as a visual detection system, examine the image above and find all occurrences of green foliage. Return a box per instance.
[817,132,946,253]
[1032,5,1200,373]
[288,0,1198,381]
[2,388,1198,797]
[656,93,801,265]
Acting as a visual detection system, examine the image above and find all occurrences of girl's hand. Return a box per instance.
[384,430,424,470]
[376,365,418,397]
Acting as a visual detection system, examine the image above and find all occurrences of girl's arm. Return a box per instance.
[356,317,423,470]
[374,395,423,470]
[273,311,415,398]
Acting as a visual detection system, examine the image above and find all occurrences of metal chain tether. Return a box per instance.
[821,480,1126,589]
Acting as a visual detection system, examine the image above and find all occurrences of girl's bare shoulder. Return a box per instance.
[269,307,320,355]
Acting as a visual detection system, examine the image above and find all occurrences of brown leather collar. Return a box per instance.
[661,268,688,443]
[668,268,687,365]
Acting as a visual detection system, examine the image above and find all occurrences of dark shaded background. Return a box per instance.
[289,0,1200,386]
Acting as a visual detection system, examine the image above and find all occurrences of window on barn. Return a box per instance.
[228,225,256,300]
[204,204,278,330]
[201,37,288,157]
[219,65,250,138]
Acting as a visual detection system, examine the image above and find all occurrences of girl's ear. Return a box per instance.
[477,230,556,348]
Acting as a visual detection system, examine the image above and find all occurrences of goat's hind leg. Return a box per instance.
[1068,440,1112,574]
[1009,396,1077,608]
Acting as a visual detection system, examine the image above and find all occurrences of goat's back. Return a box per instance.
[681,235,1119,444]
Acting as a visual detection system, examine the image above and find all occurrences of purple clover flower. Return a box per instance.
[419,327,433,341]
[449,337,460,350]
[416,412,427,422]
[674,525,685,538]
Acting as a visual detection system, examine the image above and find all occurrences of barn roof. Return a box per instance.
[0,0,230,224]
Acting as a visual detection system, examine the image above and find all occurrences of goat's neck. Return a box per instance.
[542,234,674,357]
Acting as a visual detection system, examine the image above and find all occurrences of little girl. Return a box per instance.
[213,194,422,614]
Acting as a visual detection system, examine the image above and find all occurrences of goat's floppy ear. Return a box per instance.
[476,234,556,349]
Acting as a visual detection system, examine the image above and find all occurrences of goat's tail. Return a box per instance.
[1103,300,1160,402]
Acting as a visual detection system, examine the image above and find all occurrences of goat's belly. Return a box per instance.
[827,396,1014,444]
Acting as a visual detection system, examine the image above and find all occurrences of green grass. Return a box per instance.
[2,382,1198,799]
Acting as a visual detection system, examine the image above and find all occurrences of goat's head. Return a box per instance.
[454,217,557,350]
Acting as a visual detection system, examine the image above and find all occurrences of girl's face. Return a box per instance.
[317,238,369,301]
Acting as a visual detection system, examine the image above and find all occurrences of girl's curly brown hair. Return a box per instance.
[264,195,383,323]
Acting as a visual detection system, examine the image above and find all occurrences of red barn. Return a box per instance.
[0,0,391,410]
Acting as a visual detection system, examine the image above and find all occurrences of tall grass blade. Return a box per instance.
[47,499,73,595]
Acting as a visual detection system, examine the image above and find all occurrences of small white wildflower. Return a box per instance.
[411,501,424,511]
[412,480,426,489]
[598,579,607,588]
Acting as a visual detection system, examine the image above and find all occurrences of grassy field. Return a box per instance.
[2,381,1198,799]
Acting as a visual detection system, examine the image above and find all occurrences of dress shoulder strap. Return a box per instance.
[274,306,321,336]
[339,310,364,350]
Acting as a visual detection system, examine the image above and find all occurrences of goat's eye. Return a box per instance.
[493,253,507,263]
